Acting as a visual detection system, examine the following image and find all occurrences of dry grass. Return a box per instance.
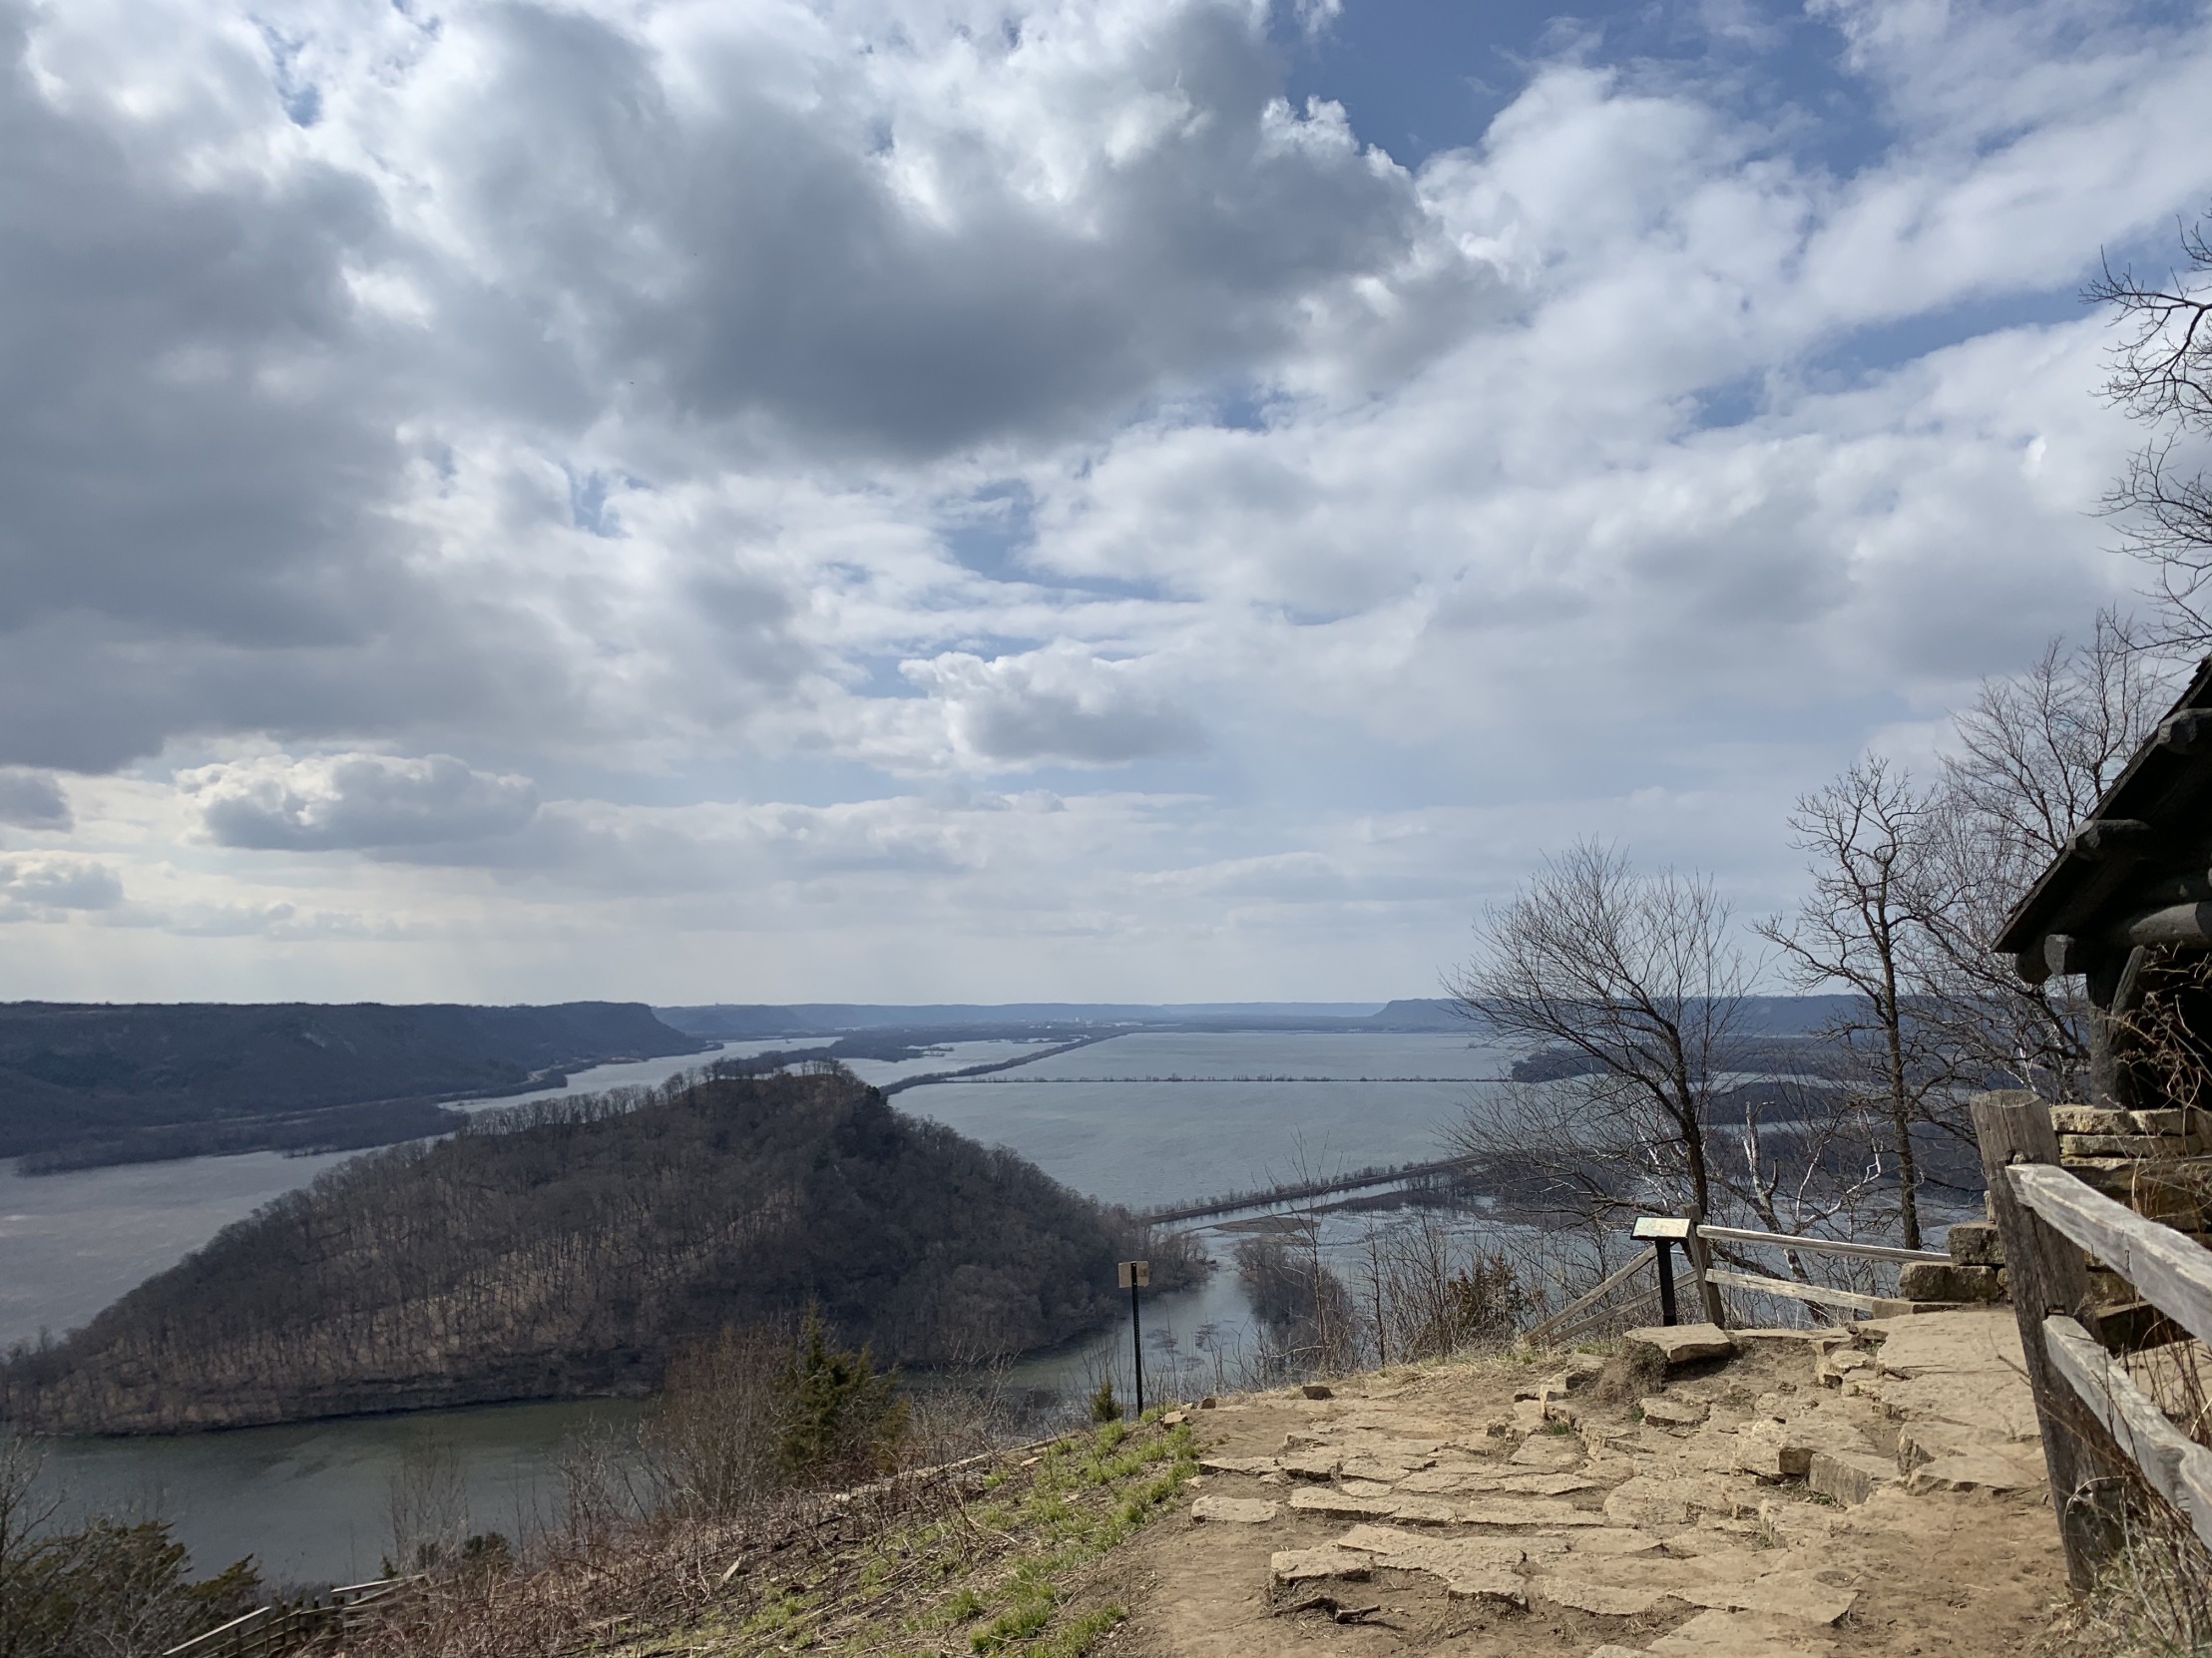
[341,1416,1198,1658]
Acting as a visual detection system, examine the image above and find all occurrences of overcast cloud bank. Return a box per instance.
[2,0,2208,1002]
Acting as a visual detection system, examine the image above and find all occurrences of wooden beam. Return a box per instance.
[1694,1223,1946,1265]
[2069,818,2157,860]
[2045,1314,2212,1551]
[1702,1266,1877,1314]
[2009,1162,2212,1354]
[1523,1247,1655,1347]
[1684,1204,1727,1328]
[2110,902,2212,952]
[1972,1090,2124,1591]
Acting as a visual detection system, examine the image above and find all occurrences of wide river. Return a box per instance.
[12,1031,1513,1585]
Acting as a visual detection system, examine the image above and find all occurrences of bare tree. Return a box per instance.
[2087,213,2212,643]
[1447,841,1747,1219]
[1756,756,1950,1246]
[1916,616,2175,1099]
[0,1433,65,1658]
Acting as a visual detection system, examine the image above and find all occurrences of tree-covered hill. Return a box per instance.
[0,1000,704,1169]
[0,1067,1182,1434]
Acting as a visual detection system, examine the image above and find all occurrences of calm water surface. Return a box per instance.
[15,1032,1508,1587]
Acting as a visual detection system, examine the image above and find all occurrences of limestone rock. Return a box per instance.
[1199,1455,1278,1475]
[1680,1568,1857,1625]
[1857,1310,2023,1379]
[1945,1221,2003,1266]
[1387,1495,1463,1525]
[1445,1567,1529,1606]
[1624,1324,1737,1371]
[1639,1395,1710,1428]
[1807,1449,1896,1506]
[1903,1453,2040,1495]
[1566,1527,1665,1555]
[1270,1547,1371,1586]
[1287,1487,1396,1519]
[1735,1413,1878,1480]
[1604,1475,1692,1529]
[1502,1472,1598,1495]
[1277,1451,1342,1480]
[1534,1576,1671,1616]
[1897,1262,2003,1303]
[1644,1608,1838,1658]
[1460,1496,1608,1526]
[1397,1467,1497,1494]
[1815,1349,1872,1388]
[1191,1495,1280,1523]
[1511,1433,1585,1470]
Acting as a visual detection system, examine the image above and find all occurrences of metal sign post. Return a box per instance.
[1117,1260,1150,1418]
[1631,1216,1692,1326]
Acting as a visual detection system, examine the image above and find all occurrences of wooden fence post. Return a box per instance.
[1684,1207,1726,1328]
[1971,1089,2126,1591]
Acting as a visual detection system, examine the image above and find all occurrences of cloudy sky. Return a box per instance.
[0,0,2207,1005]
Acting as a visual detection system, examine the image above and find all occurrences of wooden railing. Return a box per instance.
[1522,1249,1660,1346]
[1523,1210,1949,1345]
[163,1576,421,1658]
[1693,1221,1947,1318]
[1974,1089,2212,1592]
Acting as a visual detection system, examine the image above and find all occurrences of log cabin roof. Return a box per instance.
[1995,654,2212,980]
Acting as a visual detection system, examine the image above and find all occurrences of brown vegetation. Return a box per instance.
[0,1068,1193,1434]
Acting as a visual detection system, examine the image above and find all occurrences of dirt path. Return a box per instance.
[1110,1314,2066,1658]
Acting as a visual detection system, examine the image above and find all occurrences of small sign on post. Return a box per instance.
[1631,1216,1691,1327]
[1118,1260,1150,1419]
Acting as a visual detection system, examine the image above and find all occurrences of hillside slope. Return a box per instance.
[0,1001,704,1168]
[0,1068,1172,1433]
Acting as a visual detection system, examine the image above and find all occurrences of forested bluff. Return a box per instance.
[0,1066,1191,1436]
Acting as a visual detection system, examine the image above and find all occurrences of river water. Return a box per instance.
[18,1031,1512,1586]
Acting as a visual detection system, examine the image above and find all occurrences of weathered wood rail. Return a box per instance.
[162,1576,421,1658]
[1974,1088,2212,1591]
[1525,1210,1952,1345]
[1694,1220,1947,1318]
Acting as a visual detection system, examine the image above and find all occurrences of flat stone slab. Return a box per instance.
[1856,1311,2023,1379]
[1387,1495,1463,1525]
[1875,1374,2039,1442]
[1397,1468,1499,1494]
[1511,1433,1586,1470]
[1903,1453,2040,1495]
[1461,1497,1608,1526]
[1444,1567,1529,1606]
[1644,1609,1838,1657]
[1534,1575,1670,1616]
[1199,1455,1279,1475]
[1287,1488,1396,1520]
[1565,1528,1665,1555]
[1334,1525,1530,1571]
[1278,1451,1343,1479]
[1735,1414,1880,1480]
[1625,1324,1737,1370]
[1808,1449,1896,1506]
[1690,1570,1857,1626]
[1270,1546,1372,1586]
[1190,1495,1280,1523]
[1342,1453,1428,1481]
[1501,1472,1598,1495]
[1640,1396,1710,1428]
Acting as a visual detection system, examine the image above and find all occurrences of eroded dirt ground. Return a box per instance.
[1110,1314,2067,1658]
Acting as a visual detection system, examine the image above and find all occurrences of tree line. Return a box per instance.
[0,1067,1197,1435]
